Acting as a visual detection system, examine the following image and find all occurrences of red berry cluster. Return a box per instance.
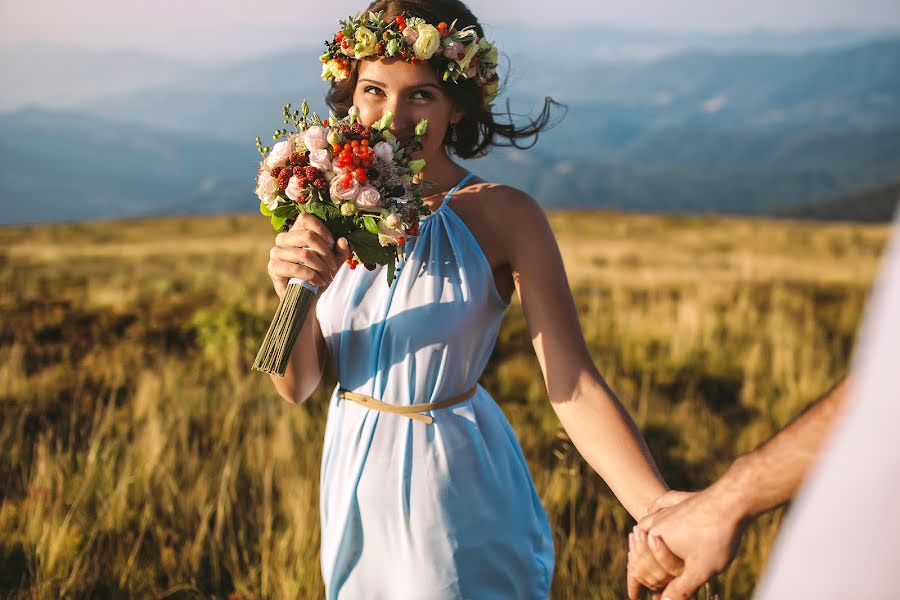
[338,122,373,142]
[326,39,352,76]
[270,153,327,204]
[272,167,292,190]
[293,165,327,194]
[345,256,377,271]
[336,30,351,51]
[334,139,375,186]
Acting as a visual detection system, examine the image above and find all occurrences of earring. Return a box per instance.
[450,123,459,144]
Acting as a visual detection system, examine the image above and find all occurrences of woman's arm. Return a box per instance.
[267,299,329,405]
[266,212,350,404]
[493,190,667,519]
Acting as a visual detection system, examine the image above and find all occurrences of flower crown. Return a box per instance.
[320,10,500,107]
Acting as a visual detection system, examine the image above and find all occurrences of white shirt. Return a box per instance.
[755,209,900,599]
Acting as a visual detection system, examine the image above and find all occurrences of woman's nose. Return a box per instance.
[385,100,413,137]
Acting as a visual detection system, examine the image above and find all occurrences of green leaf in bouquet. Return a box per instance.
[259,201,273,216]
[348,230,393,266]
[306,200,341,223]
[362,214,380,235]
[329,215,359,241]
[271,214,288,231]
[272,203,299,218]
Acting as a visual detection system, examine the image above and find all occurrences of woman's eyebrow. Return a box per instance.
[410,83,441,91]
[358,78,441,91]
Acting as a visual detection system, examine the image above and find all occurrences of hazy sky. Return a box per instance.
[2,0,899,62]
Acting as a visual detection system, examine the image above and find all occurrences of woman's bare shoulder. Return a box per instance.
[459,182,547,228]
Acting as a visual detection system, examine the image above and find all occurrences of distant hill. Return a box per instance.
[498,26,898,64]
[2,28,894,110]
[0,108,255,224]
[521,38,900,136]
[2,38,900,224]
[1,107,899,225]
[777,180,900,222]
[467,141,900,214]
[2,37,887,146]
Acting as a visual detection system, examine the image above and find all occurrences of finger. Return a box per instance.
[276,230,333,262]
[271,247,330,279]
[647,491,693,515]
[268,260,329,288]
[294,212,335,247]
[660,566,709,600]
[631,526,672,590]
[627,533,642,600]
[295,253,332,286]
[638,511,657,532]
[626,570,642,600]
[334,237,351,263]
[648,534,684,576]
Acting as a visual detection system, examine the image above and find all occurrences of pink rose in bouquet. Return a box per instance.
[355,185,382,209]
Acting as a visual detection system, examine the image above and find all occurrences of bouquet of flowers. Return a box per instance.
[252,100,430,376]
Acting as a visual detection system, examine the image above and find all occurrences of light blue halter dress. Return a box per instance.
[314,173,555,599]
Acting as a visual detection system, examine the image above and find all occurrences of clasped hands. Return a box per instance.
[626,487,746,600]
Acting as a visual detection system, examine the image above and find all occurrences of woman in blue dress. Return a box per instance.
[266,1,668,597]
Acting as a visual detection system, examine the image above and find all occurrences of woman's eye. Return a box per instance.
[411,90,434,101]
[363,86,383,96]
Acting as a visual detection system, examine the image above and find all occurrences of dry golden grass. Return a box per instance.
[0,211,889,599]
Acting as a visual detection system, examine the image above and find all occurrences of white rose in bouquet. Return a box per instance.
[264,140,293,169]
[255,170,280,209]
[303,126,329,151]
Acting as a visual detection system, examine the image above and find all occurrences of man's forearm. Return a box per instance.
[716,376,850,520]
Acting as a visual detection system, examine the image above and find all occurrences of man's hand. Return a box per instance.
[627,491,692,599]
[635,485,747,600]
[628,522,683,599]
[646,490,696,514]
[626,376,849,598]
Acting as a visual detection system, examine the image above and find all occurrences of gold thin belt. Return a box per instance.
[338,385,478,424]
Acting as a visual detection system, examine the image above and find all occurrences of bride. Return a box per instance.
[265,1,668,597]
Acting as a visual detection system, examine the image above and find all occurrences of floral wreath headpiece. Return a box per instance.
[320,10,500,107]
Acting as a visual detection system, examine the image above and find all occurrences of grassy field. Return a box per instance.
[0,211,888,599]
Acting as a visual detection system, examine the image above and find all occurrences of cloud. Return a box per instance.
[702,94,728,113]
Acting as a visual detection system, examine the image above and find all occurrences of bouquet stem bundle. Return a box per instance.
[251,280,317,376]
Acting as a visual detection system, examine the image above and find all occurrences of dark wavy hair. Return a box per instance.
[324,0,565,159]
